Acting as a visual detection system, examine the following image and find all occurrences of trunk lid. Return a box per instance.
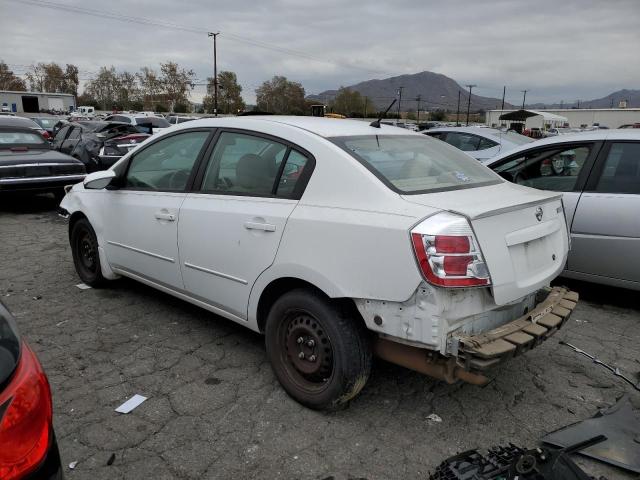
[402,182,568,305]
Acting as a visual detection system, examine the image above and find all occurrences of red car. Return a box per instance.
[0,301,62,479]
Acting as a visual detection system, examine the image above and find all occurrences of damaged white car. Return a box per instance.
[60,116,578,410]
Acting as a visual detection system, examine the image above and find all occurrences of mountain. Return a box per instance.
[308,71,513,112]
[525,89,640,110]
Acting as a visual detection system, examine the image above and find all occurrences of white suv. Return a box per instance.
[60,117,577,410]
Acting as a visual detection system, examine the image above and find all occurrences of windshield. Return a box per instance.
[135,117,170,128]
[331,135,501,194]
[35,118,57,128]
[503,131,534,145]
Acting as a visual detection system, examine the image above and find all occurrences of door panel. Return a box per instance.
[102,130,212,289]
[569,141,640,283]
[177,130,311,319]
[103,191,186,289]
[178,194,296,318]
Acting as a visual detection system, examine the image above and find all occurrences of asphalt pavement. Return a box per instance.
[1,194,638,480]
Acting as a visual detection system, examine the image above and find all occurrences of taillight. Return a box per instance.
[41,130,50,140]
[411,212,491,287]
[0,343,52,480]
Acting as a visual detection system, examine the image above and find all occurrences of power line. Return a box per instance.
[5,0,392,77]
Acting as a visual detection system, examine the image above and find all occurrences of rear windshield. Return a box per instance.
[331,135,501,194]
[0,130,46,145]
[135,117,170,128]
[35,118,57,128]
[504,131,534,145]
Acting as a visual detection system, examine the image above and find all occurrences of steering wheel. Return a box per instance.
[512,171,527,185]
[167,170,189,190]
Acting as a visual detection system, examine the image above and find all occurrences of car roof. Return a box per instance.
[486,129,640,165]
[170,116,421,138]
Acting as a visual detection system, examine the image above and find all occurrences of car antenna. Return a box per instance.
[370,99,397,128]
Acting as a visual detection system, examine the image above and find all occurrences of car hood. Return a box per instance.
[0,149,83,166]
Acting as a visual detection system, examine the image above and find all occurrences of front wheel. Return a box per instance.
[70,218,107,287]
[265,289,372,410]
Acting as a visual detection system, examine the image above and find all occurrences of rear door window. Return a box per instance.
[201,131,287,196]
[595,142,640,194]
[493,144,592,192]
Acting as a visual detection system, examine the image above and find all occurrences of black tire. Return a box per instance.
[265,289,372,410]
[70,218,107,287]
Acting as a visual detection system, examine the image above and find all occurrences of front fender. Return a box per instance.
[60,186,120,280]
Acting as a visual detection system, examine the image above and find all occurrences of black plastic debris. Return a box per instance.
[429,436,606,480]
[543,395,640,474]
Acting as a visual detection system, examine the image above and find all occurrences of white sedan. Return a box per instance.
[424,126,533,161]
[60,116,577,410]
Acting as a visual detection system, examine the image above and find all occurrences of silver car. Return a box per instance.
[424,126,533,161]
[486,130,640,290]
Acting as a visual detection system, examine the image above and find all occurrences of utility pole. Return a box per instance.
[521,89,528,109]
[456,90,461,126]
[577,99,580,109]
[465,84,476,126]
[397,86,404,120]
[415,95,422,124]
[207,32,219,117]
[500,86,506,112]
[364,97,368,118]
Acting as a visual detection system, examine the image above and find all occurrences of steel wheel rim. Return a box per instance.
[279,310,334,393]
[77,230,97,273]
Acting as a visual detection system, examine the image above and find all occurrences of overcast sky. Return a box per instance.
[1,0,638,105]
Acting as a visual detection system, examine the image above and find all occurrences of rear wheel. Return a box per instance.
[265,289,372,410]
[70,218,106,287]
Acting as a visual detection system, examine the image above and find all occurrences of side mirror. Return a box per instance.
[84,170,116,189]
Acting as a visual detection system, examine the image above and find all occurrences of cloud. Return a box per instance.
[1,0,638,104]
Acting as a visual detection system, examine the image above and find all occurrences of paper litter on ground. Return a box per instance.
[76,283,92,290]
[115,394,147,414]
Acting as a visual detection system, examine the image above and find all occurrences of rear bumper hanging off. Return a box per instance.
[373,286,578,385]
[456,286,578,372]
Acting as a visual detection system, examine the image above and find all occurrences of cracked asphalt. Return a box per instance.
[1,195,639,480]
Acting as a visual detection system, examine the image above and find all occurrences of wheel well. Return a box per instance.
[256,277,363,333]
[68,211,88,240]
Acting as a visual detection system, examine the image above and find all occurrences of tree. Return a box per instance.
[255,76,306,115]
[62,64,79,97]
[25,62,80,95]
[0,61,26,90]
[85,66,119,110]
[26,63,47,91]
[160,61,194,112]
[329,87,372,117]
[429,110,446,121]
[203,71,245,114]
[137,67,163,110]
[115,71,139,110]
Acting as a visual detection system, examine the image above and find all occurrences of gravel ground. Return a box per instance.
[1,195,638,480]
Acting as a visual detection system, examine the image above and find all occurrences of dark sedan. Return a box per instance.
[52,121,149,172]
[0,126,85,201]
[0,301,63,479]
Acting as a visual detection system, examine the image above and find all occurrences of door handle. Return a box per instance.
[154,211,176,222]
[244,221,276,232]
